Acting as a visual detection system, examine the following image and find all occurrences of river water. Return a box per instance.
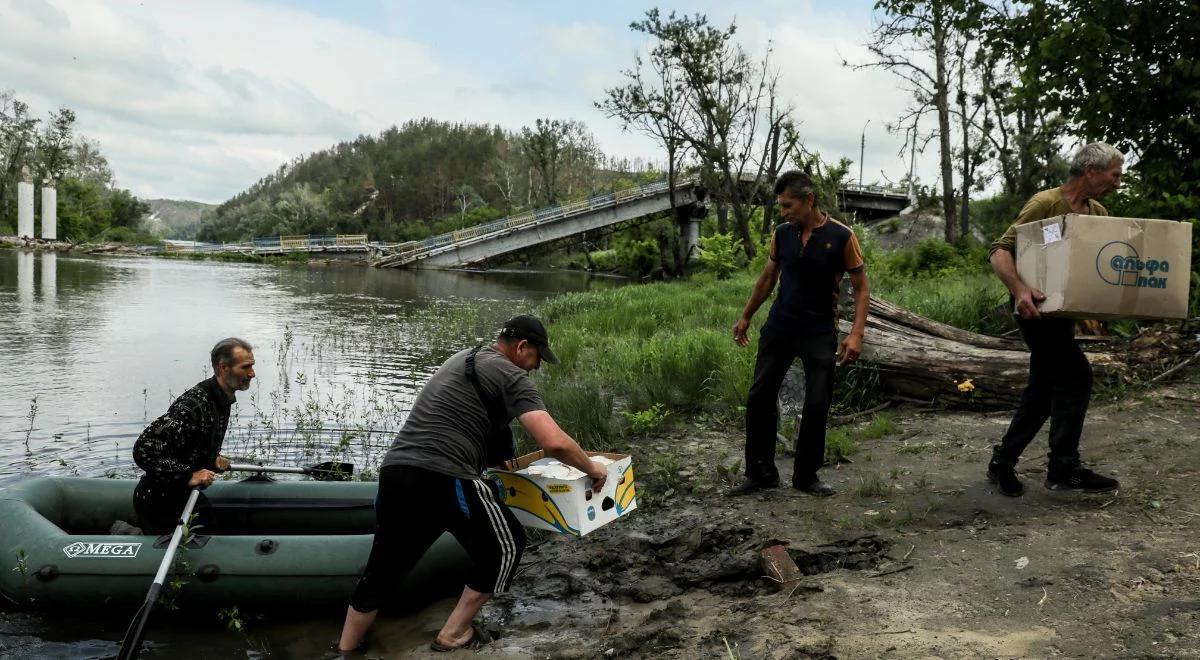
[0,248,620,658]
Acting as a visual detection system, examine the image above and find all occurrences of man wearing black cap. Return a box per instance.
[337,314,608,655]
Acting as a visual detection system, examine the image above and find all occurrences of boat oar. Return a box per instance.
[116,488,200,660]
[226,461,355,481]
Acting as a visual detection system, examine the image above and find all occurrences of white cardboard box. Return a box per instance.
[486,451,637,537]
[1016,214,1192,320]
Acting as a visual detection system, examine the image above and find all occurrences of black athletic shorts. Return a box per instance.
[348,464,526,613]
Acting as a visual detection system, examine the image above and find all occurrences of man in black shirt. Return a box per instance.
[132,338,255,533]
[337,315,607,655]
[731,170,870,497]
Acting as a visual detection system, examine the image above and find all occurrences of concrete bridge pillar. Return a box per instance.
[685,218,701,261]
[17,180,35,239]
[41,182,57,241]
[675,203,704,262]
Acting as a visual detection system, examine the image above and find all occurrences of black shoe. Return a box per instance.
[987,462,1025,497]
[1045,467,1119,493]
[793,478,834,497]
[729,477,779,496]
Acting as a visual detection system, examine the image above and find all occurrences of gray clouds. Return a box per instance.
[0,0,936,202]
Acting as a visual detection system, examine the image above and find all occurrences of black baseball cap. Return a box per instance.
[499,314,559,364]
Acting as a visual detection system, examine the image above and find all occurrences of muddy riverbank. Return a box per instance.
[433,378,1200,659]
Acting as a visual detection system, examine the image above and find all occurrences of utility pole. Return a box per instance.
[906,120,919,204]
[859,120,870,188]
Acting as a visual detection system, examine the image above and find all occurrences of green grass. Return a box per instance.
[533,380,618,452]
[860,413,900,440]
[876,273,1009,334]
[534,273,759,447]
[824,428,857,464]
[896,442,935,455]
[853,472,893,498]
[862,234,1011,334]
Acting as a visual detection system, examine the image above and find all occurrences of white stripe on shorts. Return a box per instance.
[472,479,517,592]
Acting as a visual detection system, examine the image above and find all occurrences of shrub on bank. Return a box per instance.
[94,226,161,245]
[696,232,740,279]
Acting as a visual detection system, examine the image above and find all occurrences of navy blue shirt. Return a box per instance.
[765,216,864,332]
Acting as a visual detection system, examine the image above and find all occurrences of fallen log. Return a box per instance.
[867,297,1021,351]
[837,296,1130,409]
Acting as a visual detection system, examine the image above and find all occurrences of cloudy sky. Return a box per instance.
[1,0,933,203]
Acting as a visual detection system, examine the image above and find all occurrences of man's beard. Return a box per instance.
[221,372,253,392]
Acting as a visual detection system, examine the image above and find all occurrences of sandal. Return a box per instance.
[430,624,492,652]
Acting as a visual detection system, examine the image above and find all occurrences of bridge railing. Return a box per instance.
[335,234,368,246]
[164,240,223,253]
[385,177,694,262]
[840,183,911,197]
[165,234,370,254]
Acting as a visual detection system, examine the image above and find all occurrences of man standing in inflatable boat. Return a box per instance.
[130,337,255,534]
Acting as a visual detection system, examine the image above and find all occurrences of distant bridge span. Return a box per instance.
[375,177,910,270]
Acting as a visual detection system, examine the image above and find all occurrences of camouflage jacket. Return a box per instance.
[133,377,233,501]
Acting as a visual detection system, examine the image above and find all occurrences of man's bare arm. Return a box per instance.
[518,410,607,491]
[990,249,1044,320]
[839,268,870,366]
[733,235,782,346]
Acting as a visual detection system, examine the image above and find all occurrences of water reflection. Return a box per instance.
[40,252,56,308]
[17,249,33,308]
[0,251,622,488]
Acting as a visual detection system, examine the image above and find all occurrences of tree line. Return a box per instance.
[0,91,149,242]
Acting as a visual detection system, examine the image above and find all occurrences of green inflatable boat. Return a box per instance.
[0,476,469,611]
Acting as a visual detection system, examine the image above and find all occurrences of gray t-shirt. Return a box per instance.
[382,345,545,479]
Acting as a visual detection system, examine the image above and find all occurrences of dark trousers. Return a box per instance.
[991,316,1092,474]
[745,324,837,485]
[133,481,213,535]
[349,464,526,613]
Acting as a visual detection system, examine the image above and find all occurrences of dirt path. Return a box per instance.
[394,378,1200,659]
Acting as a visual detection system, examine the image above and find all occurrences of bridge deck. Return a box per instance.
[375,179,702,269]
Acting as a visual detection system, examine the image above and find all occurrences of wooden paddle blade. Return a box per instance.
[307,461,355,481]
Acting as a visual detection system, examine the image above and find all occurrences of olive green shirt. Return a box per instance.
[989,187,1109,256]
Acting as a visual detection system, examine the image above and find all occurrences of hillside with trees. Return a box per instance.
[1,91,150,242]
[194,118,653,244]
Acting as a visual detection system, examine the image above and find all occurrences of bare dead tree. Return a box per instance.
[627,11,801,259]
[755,70,800,237]
[484,157,516,213]
[853,0,969,243]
